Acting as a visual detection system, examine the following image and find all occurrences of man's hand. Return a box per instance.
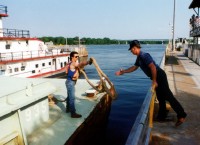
[152,81,158,89]
[115,69,124,76]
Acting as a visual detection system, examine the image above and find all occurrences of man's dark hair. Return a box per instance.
[70,51,78,60]
[128,40,141,50]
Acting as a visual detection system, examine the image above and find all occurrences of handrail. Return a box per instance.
[148,87,156,128]
[48,45,88,56]
[0,28,30,38]
[125,50,166,145]
[0,5,7,15]
[0,49,69,63]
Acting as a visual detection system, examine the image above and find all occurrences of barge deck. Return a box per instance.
[0,77,112,145]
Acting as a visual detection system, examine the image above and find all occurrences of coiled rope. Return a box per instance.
[80,57,117,100]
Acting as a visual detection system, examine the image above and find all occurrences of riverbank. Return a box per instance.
[151,50,200,145]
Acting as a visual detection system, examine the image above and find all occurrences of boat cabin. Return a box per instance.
[188,0,200,65]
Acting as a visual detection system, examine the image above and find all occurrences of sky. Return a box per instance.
[0,0,195,40]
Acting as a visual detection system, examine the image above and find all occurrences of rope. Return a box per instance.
[80,70,104,92]
[80,57,117,100]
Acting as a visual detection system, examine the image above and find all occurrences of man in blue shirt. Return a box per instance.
[115,40,187,127]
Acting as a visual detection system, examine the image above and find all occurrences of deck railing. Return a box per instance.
[48,45,88,56]
[190,18,200,37]
[0,5,7,15]
[0,49,69,63]
[0,28,30,38]
[125,49,166,145]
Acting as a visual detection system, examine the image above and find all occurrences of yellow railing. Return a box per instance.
[148,87,156,128]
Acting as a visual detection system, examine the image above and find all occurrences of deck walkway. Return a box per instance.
[151,51,200,145]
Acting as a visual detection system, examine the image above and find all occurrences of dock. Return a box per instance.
[150,50,200,145]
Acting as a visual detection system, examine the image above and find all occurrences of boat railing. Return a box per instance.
[0,5,7,15]
[0,49,69,62]
[125,50,166,145]
[189,18,200,37]
[0,28,30,38]
[48,45,88,56]
[190,27,200,37]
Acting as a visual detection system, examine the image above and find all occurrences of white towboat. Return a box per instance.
[0,5,88,78]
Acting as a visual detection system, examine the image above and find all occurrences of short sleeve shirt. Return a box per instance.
[134,51,159,78]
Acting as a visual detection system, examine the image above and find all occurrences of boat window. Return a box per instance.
[21,66,25,71]
[0,69,5,75]
[35,64,38,68]
[64,62,67,66]
[8,69,12,73]
[61,62,63,68]
[6,44,11,49]
[14,68,19,72]
[32,70,35,73]
[42,63,45,67]
[49,62,51,65]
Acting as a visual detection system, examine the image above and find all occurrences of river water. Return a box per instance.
[84,44,166,145]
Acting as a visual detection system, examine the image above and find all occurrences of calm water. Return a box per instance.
[83,44,165,145]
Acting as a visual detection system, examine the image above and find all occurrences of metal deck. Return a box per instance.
[0,77,106,145]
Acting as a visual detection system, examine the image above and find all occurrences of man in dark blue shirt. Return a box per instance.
[115,40,187,127]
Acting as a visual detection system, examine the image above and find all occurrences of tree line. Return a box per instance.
[39,36,168,45]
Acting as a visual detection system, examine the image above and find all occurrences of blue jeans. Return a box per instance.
[65,80,76,113]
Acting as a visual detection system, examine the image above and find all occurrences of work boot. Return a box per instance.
[175,114,187,127]
[71,113,82,118]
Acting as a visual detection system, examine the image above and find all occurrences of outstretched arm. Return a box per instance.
[76,58,93,68]
[115,65,139,76]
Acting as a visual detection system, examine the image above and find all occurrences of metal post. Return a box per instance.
[172,0,176,51]
[169,23,171,45]
[78,37,80,47]
[11,52,13,61]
